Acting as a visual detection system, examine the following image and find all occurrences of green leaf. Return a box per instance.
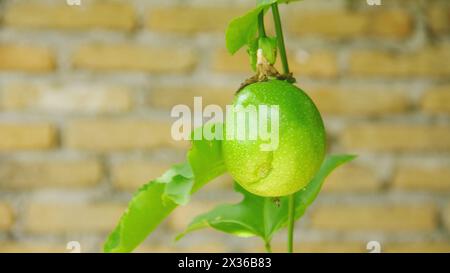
[178,154,356,245]
[188,123,226,188]
[225,7,261,54]
[291,155,357,224]
[226,0,302,67]
[104,177,177,253]
[176,183,267,241]
[103,124,226,253]
[159,163,194,206]
[259,37,278,64]
[226,0,284,55]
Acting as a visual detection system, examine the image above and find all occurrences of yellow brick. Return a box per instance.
[290,51,338,78]
[421,86,450,114]
[0,242,64,253]
[385,242,450,253]
[0,203,14,231]
[393,165,450,192]
[267,241,367,253]
[341,124,450,152]
[427,6,450,35]
[288,11,368,37]
[0,123,56,151]
[65,119,183,151]
[0,45,55,72]
[4,3,135,31]
[149,86,235,109]
[310,204,437,231]
[168,202,216,231]
[2,83,132,113]
[112,161,170,191]
[0,160,102,190]
[369,10,413,38]
[213,49,337,77]
[444,203,450,232]
[288,10,412,38]
[24,203,125,233]
[212,49,256,74]
[350,45,450,77]
[308,88,409,116]
[73,44,196,73]
[322,164,379,192]
[147,7,245,33]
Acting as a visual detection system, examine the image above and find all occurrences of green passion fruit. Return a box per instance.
[222,80,326,197]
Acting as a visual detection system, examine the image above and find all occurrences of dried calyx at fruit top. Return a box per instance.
[236,5,296,92]
[239,48,296,91]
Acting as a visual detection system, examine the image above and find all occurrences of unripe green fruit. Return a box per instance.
[222,80,326,197]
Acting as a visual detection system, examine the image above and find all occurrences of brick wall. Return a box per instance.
[0,0,449,253]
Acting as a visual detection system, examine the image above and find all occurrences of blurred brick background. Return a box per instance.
[0,0,449,253]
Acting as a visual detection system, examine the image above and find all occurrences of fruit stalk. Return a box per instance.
[258,10,267,38]
[271,3,289,74]
[271,2,295,253]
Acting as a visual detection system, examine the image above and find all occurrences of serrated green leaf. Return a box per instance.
[294,155,357,218]
[259,37,278,64]
[103,124,226,253]
[178,154,356,245]
[104,178,177,253]
[176,182,267,241]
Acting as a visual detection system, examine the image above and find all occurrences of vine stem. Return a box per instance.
[271,3,290,74]
[258,10,267,38]
[271,3,295,253]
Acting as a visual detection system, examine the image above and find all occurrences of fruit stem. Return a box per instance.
[287,194,295,253]
[271,3,290,74]
[258,10,267,38]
